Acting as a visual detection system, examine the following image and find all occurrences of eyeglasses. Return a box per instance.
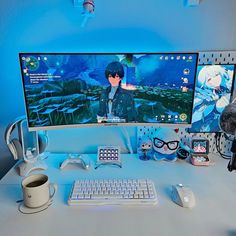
[153,138,179,151]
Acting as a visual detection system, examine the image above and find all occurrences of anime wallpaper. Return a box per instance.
[19,53,198,130]
[189,64,235,133]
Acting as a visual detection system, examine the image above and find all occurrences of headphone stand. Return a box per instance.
[18,158,47,177]
[18,120,47,176]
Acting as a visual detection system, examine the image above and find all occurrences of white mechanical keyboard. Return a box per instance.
[68,179,158,206]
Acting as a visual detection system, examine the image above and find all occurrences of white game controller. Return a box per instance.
[60,154,90,170]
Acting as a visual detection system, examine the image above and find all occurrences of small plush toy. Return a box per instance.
[138,137,153,161]
[152,128,180,161]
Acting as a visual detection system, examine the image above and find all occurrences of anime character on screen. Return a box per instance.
[97,61,136,123]
[191,65,234,132]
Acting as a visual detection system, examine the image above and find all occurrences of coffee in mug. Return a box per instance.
[21,174,57,208]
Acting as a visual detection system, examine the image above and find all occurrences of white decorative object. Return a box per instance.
[184,0,201,7]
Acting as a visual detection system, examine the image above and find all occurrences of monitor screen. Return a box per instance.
[19,53,198,131]
[189,64,235,133]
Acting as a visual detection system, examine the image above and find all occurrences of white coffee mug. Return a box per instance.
[21,174,57,208]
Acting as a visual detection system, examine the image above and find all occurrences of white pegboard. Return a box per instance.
[198,51,236,65]
[137,50,236,157]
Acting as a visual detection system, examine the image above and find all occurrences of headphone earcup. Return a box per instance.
[38,133,48,154]
[10,139,23,160]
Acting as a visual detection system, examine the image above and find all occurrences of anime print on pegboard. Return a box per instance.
[189,64,235,133]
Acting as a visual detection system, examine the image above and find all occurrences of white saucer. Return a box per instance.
[18,199,53,214]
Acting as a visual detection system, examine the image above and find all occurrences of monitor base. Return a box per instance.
[18,159,47,177]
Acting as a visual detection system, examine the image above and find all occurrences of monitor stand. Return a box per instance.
[121,127,133,154]
[18,120,47,176]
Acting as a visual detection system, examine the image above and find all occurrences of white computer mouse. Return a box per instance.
[171,184,196,208]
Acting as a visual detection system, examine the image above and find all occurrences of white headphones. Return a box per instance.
[5,116,48,160]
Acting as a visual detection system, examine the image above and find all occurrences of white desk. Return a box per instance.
[0,153,236,236]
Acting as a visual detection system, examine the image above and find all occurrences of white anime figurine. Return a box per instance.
[191,65,234,132]
[138,137,153,161]
[152,128,180,161]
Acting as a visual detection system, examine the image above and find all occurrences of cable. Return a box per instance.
[215,133,231,159]
[214,132,231,159]
[223,133,235,142]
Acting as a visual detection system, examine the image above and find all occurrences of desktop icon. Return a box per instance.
[183,68,190,75]
[180,113,187,121]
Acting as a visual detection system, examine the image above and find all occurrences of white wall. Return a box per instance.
[1,0,236,178]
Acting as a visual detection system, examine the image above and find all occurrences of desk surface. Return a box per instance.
[0,153,236,236]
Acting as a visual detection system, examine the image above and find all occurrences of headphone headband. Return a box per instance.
[5,116,48,161]
[5,116,26,146]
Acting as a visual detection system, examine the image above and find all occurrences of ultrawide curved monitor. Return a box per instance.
[19,53,198,131]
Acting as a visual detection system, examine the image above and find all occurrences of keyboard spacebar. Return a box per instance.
[69,195,157,205]
[91,194,123,200]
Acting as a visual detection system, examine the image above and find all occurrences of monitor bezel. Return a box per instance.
[188,63,236,134]
[19,52,199,131]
